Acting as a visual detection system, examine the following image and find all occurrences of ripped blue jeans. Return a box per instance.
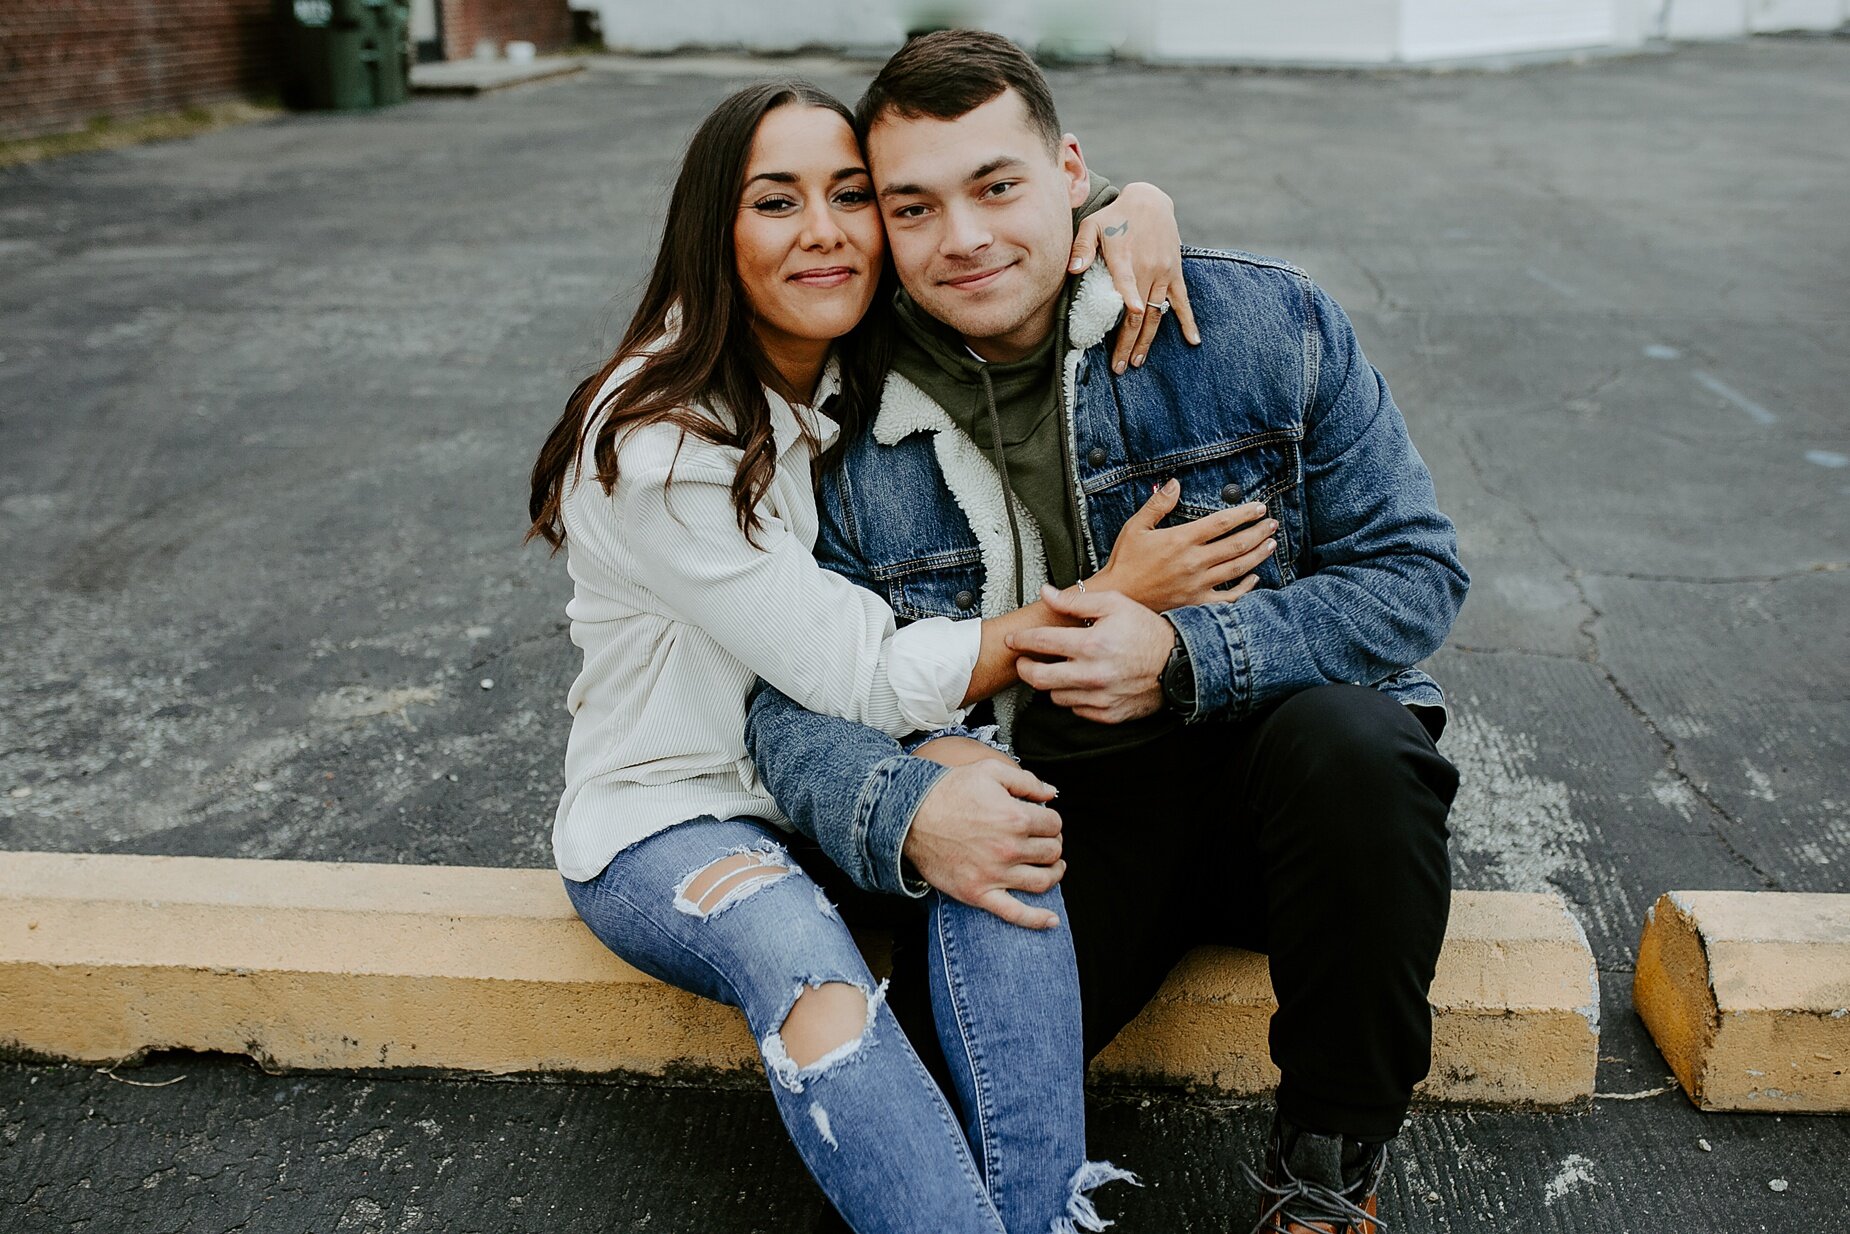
[563,816,1134,1234]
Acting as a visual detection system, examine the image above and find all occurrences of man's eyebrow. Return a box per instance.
[968,155,1028,181]
[878,155,1029,200]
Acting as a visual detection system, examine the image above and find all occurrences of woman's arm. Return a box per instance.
[1072,180,1203,374]
[620,447,970,737]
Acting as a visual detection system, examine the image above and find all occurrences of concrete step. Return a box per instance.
[1,851,1598,1105]
[409,58,585,96]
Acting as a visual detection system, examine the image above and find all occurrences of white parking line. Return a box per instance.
[1691,370,1778,426]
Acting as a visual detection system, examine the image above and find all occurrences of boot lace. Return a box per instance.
[1241,1159,1386,1234]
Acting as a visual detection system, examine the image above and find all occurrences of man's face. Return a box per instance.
[868,89,1090,362]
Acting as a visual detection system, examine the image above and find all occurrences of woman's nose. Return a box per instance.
[800,201,845,250]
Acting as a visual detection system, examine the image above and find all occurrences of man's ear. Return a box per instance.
[1060,134,1089,208]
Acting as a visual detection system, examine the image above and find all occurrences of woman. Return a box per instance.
[526,81,1272,1234]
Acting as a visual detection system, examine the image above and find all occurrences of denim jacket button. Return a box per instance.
[1221,482,1243,504]
[1086,446,1108,468]
[954,590,976,611]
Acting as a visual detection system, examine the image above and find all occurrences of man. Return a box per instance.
[748,30,1467,1234]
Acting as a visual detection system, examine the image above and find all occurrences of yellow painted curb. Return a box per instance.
[1,852,1597,1105]
[1635,890,1850,1112]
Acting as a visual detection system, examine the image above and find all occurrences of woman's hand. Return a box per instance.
[1069,181,1202,375]
[1089,480,1277,611]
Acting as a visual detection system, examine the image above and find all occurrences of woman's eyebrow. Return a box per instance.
[743,167,868,190]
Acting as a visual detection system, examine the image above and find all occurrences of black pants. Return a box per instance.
[1034,684,1458,1140]
[814,684,1458,1145]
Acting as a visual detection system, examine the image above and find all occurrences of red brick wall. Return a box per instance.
[0,1,283,140]
[437,0,571,63]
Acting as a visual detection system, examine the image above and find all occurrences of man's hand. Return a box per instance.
[1008,585,1174,724]
[905,760,1066,930]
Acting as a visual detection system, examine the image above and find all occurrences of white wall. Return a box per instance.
[1147,0,1400,64]
[1746,0,1842,29]
[1400,0,1616,59]
[590,0,1845,60]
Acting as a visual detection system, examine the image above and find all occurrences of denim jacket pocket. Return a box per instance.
[874,547,987,622]
[1153,451,1303,590]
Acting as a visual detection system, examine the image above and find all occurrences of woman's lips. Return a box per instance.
[788,266,856,288]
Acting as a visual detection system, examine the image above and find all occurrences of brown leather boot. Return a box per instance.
[1244,1115,1389,1234]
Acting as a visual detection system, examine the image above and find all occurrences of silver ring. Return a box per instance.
[1151,299,1171,316]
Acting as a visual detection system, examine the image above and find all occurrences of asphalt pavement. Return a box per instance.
[2,35,1847,1234]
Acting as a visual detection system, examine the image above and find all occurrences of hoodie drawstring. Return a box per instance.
[979,366,1027,608]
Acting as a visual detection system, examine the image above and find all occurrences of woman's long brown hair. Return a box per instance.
[526,80,893,552]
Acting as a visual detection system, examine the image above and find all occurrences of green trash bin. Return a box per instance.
[275,0,411,112]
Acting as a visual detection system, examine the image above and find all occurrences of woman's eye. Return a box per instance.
[834,187,873,206]
[752,197,798,214]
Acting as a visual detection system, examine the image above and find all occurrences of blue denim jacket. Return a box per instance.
[746,249,1468,897]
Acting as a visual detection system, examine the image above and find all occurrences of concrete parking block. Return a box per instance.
[2,852,1596,1105]
[1635,890,1850,1112]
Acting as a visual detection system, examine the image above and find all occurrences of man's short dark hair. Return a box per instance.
[857,29,1061,152]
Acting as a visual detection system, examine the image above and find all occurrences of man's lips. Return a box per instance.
[788,266,856,288]
[940,263,1013,292]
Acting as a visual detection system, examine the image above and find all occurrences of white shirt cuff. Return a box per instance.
[888,616,981,732]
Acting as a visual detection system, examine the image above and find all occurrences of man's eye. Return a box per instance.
[891,204,928,220]
[984,181,1018,199]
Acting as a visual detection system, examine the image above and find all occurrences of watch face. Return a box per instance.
[1163,642,1194,709]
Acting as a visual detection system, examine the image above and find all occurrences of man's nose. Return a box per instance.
[940,201,991,259]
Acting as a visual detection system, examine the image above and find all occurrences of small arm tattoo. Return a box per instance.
[1103,221,1129,237]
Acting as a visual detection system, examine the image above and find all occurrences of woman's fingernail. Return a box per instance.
[1114,360,1127,374]
[1165,478,1180,494]
[1133,353,1146,366]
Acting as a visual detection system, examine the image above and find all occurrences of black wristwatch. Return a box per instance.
[1160,623,1197,717]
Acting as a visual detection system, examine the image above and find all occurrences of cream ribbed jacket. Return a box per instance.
[551,359,980,881]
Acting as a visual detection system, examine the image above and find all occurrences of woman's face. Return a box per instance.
[733,105,884,358]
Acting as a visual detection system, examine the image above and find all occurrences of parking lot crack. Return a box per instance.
[1582,562,1846,586]
[1453,430,1780,891]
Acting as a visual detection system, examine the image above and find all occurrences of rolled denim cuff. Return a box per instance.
[900,722,1016,760]
[1165,601,1253,722]
[856,754,951,898]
